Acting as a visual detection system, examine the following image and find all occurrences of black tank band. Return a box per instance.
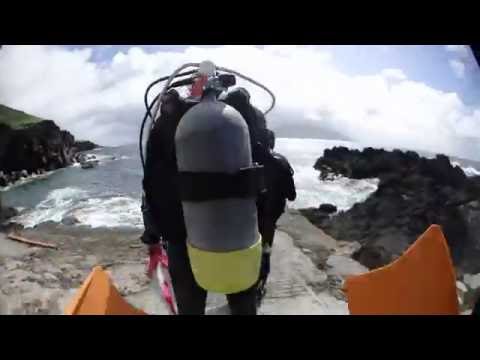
[178,165,265,202]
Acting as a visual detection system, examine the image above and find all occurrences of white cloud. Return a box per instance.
[445,45,476,80]
[445,45,470,57]
[380,68,408,88]
[1,45,480,160]
[450,59,466,79]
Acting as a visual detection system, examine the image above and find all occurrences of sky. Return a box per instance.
[0,45,480,160]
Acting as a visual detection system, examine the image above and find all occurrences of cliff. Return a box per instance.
[0,104,99,188]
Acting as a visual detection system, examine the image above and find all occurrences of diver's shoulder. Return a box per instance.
[271,151,288,162]
[271,151,294,174]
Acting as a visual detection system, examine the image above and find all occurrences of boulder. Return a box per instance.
[74,141,99,152]
[299,208,330,228]
[61,216,80,226]
[319,203,337,214]
[352,243,393,270]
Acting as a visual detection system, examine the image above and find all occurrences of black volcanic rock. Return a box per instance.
[61,216,80,226]
[0,105,97,188]
[0,120,76,174]
[319,203,337,214]
[300,207,330,227]
[315,147,468,187]
[74,140,99,153]
[304,147,480,274]
[352,243,393,270]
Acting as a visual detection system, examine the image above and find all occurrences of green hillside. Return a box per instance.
[0,104,43,129]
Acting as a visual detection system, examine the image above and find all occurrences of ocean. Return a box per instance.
[2,138,479,229]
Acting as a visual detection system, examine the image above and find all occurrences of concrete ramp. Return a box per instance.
[203,230,348,315]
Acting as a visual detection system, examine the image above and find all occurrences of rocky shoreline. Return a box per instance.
[1,209,475,315]
[1,134,478,313]
[0,104,100,188]
[0,210,359,315]
[300,146,480,309]
[0,120,99,188]
[0,104,99,222]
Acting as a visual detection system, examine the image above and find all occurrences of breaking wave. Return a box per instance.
[12,139,479,229]
[451,161,480,177]
[276,138,379,211]
[13,187,142,229]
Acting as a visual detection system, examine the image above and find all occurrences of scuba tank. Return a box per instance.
[176,89,261,294]
[140,61,276,296]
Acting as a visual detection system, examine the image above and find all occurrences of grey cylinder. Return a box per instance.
[175,97,259,253]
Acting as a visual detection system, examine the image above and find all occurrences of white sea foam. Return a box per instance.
[451,161,480,177]
[276,138,378,211]
[0,170,55,192]
[72,196,142,228]
[462,166,480,177]
[92,154,116,162]
[13,187,142,229]
[13,187,88,227]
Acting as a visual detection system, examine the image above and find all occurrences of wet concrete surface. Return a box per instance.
[0,210,366,315]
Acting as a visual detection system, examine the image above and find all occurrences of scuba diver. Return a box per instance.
[140,61,277,315]
[255,129,296,303]
[221,89,296,305]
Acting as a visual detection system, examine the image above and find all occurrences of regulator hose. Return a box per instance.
[139,62,277,171]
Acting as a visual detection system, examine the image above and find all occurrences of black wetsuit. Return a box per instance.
[256,150,296,289]
[258,151,296,245]
[221,91,298,289]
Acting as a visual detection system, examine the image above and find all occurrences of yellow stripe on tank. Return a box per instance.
[187,237,262,294]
